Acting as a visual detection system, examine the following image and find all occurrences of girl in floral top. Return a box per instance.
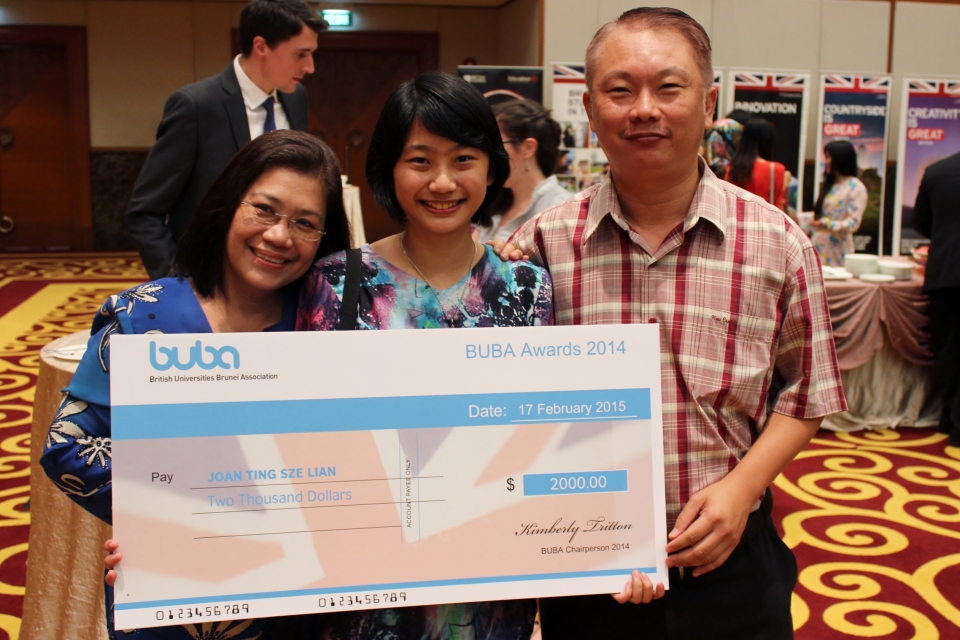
[297,72,550,639]
[811,140,868,266]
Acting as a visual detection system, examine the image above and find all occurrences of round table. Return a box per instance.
[22,331,110,640]
[822,274,940,431]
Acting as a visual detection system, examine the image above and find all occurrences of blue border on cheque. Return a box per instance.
[115,566,658,610]
[113,388,652,439]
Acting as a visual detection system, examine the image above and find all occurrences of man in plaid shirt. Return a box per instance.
[499,8,846,638]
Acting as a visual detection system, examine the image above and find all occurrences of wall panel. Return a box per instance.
[0,0,85,25]
[599,0,713,32]
[498,0,540,66]
[192,2,233,81]
[439,7,499,72]
[87,1,195,147]
[820,0,889,73]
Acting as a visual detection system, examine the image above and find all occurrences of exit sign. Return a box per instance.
[322,9,352,27]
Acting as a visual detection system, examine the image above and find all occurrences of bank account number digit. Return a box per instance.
[156,603,249,621]
[318,592,407,609]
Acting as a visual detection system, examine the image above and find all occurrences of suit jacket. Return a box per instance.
[913,151,960,292]
[126,64,309,279]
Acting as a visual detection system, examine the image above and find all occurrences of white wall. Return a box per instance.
[542,0,960,160]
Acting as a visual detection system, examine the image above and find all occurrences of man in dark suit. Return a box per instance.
[914,151,960,447]
[127,0,326,279]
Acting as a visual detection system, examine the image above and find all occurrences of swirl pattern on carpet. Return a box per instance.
[776,429,960,639]
[0,253,147,640]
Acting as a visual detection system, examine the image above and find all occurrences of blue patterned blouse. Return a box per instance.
[40,276,296,640]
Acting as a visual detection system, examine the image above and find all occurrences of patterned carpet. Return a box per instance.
[0,253,958,639]
[777,429,960,639]
[0,252,147,640]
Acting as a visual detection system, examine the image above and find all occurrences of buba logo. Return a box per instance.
[149,341,240,371]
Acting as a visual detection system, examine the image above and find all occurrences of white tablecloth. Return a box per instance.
[822,331,940,432]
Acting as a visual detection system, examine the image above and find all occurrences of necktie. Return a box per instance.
[261,96,276,134]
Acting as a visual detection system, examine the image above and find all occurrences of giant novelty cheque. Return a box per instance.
[109,325,667,629]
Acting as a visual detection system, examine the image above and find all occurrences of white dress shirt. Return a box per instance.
[233,55,291,139]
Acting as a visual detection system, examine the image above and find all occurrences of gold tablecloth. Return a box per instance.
[822,276,940,432]
[826,274,933,370]
[22,331,110,640]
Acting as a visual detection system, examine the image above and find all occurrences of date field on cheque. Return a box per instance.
[523,470,628,496]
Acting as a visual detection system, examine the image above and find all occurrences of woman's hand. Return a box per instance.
[104,539,122,586]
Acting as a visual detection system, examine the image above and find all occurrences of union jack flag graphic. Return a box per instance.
[907,79,960,97]
[553,64,585,83]
[822,75,891,93]
[733,72,808,92]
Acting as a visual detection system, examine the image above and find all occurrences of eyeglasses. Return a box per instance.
[240,201,326,242]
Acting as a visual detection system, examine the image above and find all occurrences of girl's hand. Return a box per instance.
[104,539,122,587]
[611,570,665,604]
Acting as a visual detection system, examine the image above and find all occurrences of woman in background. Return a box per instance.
[724,117,790,211]
[474,99,571,244]
[703,108,748,177]
[811,139,868,266]
[298,71,550,639]
[41,131,351,640]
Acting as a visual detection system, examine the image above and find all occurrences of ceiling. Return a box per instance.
[94,0,515,6]
[325,0,513,5]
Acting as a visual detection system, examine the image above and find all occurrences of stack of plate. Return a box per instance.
[860,273,895,284]
[877,259,914,280]
[821,266,853,281]
[843,254,879,277]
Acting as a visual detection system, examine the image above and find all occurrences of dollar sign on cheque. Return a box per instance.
[507,478,515,491]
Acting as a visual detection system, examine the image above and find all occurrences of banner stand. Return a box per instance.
[893,78,960,255]
[726,70,811,217]
[815,75,892,256]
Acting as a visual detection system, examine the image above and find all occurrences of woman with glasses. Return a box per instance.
[39,130,351,640]
[296,72,550,639]
[474,99,571,245]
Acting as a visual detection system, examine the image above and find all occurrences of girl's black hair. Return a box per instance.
[173,130,350,298]
[493,99,562,177]
[727,117,775,187]
[814,139,859,219]
[365,71,510,227]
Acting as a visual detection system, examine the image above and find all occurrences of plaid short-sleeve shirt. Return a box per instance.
[511,161,847,525]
